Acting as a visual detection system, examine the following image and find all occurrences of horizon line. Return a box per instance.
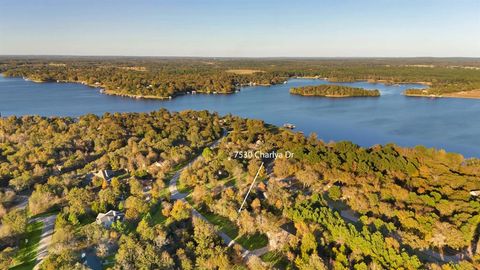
[1,54,480,59]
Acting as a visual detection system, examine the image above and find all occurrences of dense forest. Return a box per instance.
[1,57,480,99]
[1,110,479,269]
[290,85,380,97]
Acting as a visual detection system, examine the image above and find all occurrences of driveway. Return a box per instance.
[32,214,57,269]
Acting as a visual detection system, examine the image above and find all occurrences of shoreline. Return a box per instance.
[7,74,480,101]
[405,90,480,100]
[102,90,172,100]
[295,75,480,100]
[295,76,433,87]
[6,75,242,100]
[291,93,380,98]
[289,83,381,98]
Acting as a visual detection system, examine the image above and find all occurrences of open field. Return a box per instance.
[443,89,480,99]
[225,69,265,75]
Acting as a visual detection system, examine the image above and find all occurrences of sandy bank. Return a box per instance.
[405,89,480,100]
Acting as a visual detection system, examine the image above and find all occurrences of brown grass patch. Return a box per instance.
[226,69,264,75]
[118,66,147,72]
[48,63,66,67]
[443,89,480,99]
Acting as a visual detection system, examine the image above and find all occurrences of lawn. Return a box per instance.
[151,204,167,225]
[202,211,239,239]
[29,208,60,219]
[236,232,269,250]
[10,221,43,270]
[176,182,193,194]
[158,187,170,198]
[78,214,96,227]
[192,207,269,251]
[260,251,290,268]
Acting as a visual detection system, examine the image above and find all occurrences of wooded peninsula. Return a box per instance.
[290,85,381,97]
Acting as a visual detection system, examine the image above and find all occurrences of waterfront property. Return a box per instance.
[0,76,479,157]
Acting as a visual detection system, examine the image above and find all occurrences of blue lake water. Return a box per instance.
[1,75,479,157]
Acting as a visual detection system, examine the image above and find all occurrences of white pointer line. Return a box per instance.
[238,162,264,213]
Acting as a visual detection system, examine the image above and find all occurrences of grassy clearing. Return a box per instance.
[177,183,193,194]
[10,221,43,270]
[29,208,60,219]
[155,187,170,199]
[151,204,167,225]
[202,211,239,239]
[260,251,290,268]
[78,214,96,227]
[192,205,268,251]
[236,232,269,250]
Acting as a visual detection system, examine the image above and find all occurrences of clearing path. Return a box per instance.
[168,131,268,260]
[32,214,57,269]
[169,130,226,200]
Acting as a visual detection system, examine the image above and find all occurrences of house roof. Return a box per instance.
[96,210,124,221]
[470,190,480,196]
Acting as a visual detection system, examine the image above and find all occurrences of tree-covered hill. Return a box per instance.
[290,85,380,97]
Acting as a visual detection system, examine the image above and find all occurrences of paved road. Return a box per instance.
[12,195,29,210]
[169,166,189,201]
[32,214,57,270]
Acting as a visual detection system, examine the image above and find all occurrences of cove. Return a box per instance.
[1,75,479,157]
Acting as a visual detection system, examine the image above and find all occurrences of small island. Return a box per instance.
[290,85,381,97]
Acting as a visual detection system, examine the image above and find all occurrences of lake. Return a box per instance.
[1,75,479,157]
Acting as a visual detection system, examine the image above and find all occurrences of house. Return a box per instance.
[470,190,480,197]
[96,210,124,228]
[153,159,169,169]
[94,169,125,182]
[94,170,114,181]
[81,250,102,270]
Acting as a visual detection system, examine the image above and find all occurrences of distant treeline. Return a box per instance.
[1,57,480,98]
[290,84,381,97]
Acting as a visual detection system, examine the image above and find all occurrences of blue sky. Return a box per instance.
[0,0,479,57]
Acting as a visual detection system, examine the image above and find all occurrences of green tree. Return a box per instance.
[328,186,342,201]
[66,188,93,216]
[125,196,148,220]
[170,200,191,222]
[1,208,27,237]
